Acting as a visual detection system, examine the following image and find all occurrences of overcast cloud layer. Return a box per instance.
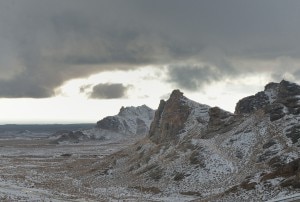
[1,0,300,97]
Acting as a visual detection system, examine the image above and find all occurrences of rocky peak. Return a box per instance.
[149,90,191,144]
[118,104,153,118]
[235,91,269,114]
[96,105,155,136]
[264,82,279,91]
[169,89,184,100]
[235,80,300,121]
[277,80,300,101]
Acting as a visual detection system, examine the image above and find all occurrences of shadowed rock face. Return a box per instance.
[260,158,300,188]
[207,107,234,131]
[277,80,300,115]
[235,92,269,114]
[235,80,300,118]
[97,116,123,133]
[266,103,285,122]
[202,107,235,138]
[149,90,191,144]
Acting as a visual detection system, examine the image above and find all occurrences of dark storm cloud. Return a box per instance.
[167,65,222,91]
[167,64,238,91]
[89,83,128,99]
[1,0,300,97]
[0,79,52,98]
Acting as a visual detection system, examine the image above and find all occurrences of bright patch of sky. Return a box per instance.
[0,67,271,124]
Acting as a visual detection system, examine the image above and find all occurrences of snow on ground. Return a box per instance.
[267,192,300,202]
[0,135,201,201]
[222,130,257,160]
[264,88,278,104]
[0,136,140,201]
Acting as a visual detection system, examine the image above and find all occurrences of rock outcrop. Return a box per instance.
[96,104,155,136]
[235,91,269,114]
[149,90,191,144]
[235,80,300,119]
[235,80,300,145]
[50,130,87,144]
[149,90,234,143]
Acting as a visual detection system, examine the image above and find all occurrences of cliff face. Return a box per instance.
[149,90,191,144]
[148,89,234,143]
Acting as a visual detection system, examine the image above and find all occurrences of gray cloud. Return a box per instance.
[89,83,129,99]
[1,1,300,97]
[167,65,219,90]
[167,64,237,91]
[292,69,300,80]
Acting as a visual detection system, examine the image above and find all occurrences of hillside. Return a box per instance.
[82,80,300,201]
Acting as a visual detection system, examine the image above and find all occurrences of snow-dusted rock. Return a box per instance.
[96,104,155,136]
[49,105,155,143]
[100,80,300,201]
[236,80,300,118]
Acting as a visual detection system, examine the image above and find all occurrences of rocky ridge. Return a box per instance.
[235,80,300,120]
[88,80,300,201]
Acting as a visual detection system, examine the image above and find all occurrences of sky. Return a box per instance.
[1,0,300,124]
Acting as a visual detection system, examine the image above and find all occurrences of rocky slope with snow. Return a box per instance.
[86,80,300,201]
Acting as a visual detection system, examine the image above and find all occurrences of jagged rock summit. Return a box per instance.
[93,80,300,201]
[149,90,199,144]
[235,80,300,120]
[149,89,233,144]
[96,104,155,136]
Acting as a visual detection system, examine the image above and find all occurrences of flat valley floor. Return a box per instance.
[0,137,197,202]
[0,138,136,201]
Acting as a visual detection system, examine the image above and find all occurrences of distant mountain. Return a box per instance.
[96,80,300,201]
[96,104,155,136]
[50,105,155,143]
[0,124,94,139]
[0,124,94,133]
